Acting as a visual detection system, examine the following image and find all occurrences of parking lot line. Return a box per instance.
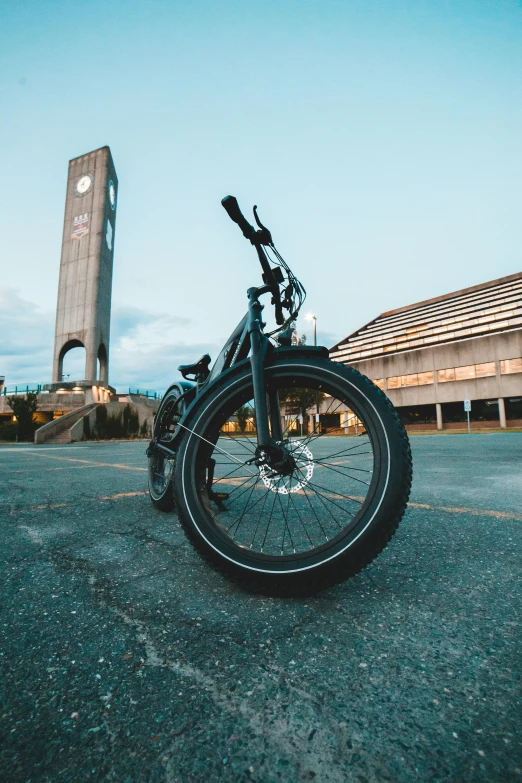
[17,491,150,512]
[11,485,522,522]
[8,451,147,472]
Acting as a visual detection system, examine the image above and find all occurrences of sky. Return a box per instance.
[1,0,521,391]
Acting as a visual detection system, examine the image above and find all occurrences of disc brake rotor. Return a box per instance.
[259,440,314,494]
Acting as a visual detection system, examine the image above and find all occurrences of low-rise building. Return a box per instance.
[330,271,522,431]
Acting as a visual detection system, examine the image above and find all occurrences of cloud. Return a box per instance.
[110,306,218,391]
[111,306,190,339]
[1,289,344,392]
[0,290,221,391]
[0,287,345,393]
[0,287,54,384]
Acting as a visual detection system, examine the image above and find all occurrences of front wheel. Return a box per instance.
[174,357,412,595]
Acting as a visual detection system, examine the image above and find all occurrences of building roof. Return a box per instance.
[330,271,522,364]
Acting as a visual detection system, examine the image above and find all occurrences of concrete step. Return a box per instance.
[44,433,72,444]
[35,403,97,444]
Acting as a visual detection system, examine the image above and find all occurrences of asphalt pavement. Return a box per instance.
[1,434,521,782]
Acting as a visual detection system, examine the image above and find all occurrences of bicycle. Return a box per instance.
[147,196,412,595]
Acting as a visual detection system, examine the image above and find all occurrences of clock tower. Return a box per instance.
[51,146,118,389]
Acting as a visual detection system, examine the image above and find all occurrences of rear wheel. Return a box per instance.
[174,357,412,594]
[148,388,183,511]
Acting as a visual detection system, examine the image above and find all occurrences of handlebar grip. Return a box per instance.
[221,195,256,240]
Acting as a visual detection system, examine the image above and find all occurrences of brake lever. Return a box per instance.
[252,205,272,245]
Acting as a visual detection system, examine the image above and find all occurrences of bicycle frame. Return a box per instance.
[157,284,284,455]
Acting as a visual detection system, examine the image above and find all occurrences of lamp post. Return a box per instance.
[305,314,319,430]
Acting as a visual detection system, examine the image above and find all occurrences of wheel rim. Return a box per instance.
[183,369,385,565]
[149,451,174,497]
[148,390,180,498]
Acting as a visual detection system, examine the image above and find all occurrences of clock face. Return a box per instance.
[75,174,92,195]
[108,180,116,209]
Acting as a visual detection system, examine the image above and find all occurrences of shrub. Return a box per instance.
[94,404,108,439]
[122,404,140,437]
[0,422,18,441]
[7,393,39,441]
[91,404,141,440]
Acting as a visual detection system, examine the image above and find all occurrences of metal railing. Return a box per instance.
[2,384,163,400]
[2,384,43,396]
[128,387,163,400]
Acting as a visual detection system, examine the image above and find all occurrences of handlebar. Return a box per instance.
[221,196,256,241]
[221,195,284,325]
[221,195,272,246]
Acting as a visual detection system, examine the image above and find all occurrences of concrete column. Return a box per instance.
[309,414,314,435]
[85,344,98,382]
[436,403,443,431]
[98,350,109,385]
[498,397,506,429]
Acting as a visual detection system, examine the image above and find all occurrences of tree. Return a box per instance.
[83,413,92,440]
[122,404,140,437]
[8,392,39,441]
[279,388,325,419]
[236,404,254,433]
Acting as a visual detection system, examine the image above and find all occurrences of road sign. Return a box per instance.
[464,400,471,412]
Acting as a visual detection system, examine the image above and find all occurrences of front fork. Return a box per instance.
[248,287,283,450]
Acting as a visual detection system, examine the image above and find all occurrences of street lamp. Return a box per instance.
[305,313,320,428]
[305,313,317,346]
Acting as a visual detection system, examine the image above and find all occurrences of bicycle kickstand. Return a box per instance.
[206,458,229,511]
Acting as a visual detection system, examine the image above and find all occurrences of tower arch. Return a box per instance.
[57,339,85,382]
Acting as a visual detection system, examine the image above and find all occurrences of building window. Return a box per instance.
[455,364,476,381]
[437,361,497,383]
[500,357,522,375]
[437,368,456,383]
[475,362,496,378]
[418,371,434,385]
[386,372,434,389]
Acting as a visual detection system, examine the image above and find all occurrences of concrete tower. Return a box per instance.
[51,146,117,388]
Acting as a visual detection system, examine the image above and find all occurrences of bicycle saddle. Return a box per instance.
[178,354,211,380]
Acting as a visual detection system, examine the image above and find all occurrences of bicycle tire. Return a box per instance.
[148,387,182,511]
[173,355,412,595]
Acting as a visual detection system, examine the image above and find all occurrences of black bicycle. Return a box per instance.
[147,196,412,595]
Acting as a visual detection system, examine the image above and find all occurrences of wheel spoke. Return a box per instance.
[312,461,371,486]
[250,489,271,549]
[312,458,371,474]
[181,374,383,558]
[293,468,332,540]
[226,476,262,534]
[287,489,315,548]
[300,477,362,509]
[260,490,279,552]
